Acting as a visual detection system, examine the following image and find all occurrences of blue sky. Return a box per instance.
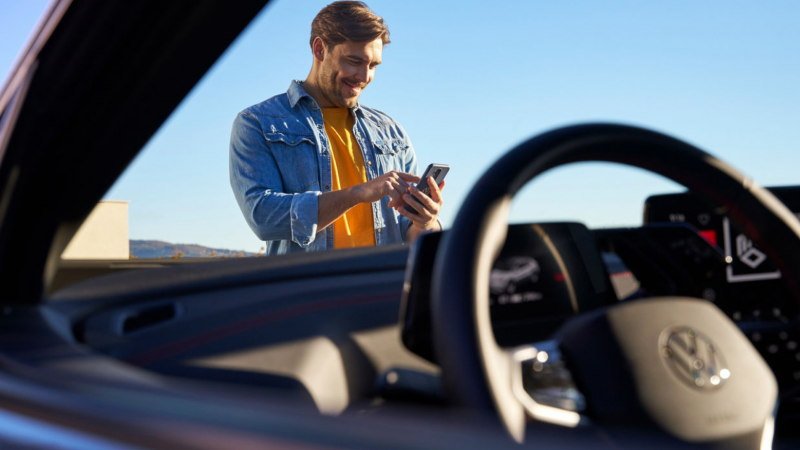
[3,1,800,253]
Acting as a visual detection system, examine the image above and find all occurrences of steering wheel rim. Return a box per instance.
[430,123,800,442]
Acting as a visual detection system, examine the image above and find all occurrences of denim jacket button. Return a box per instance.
[377,228,382,233]
[325,185,330,190]
[367,161,372,165]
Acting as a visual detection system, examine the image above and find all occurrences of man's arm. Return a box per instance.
[405,218,441,242]
[230,112,316,245]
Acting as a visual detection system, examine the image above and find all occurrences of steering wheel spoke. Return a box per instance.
[508,342,585,427]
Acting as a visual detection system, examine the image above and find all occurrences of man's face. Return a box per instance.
[316,38,383,109]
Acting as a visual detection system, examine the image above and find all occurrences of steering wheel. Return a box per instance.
[431,124,800,446]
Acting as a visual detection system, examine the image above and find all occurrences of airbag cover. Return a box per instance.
[561,298,776,442]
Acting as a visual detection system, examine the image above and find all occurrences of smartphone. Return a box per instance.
[404,163,450,214]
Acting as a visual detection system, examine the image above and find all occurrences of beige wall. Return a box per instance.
[61,200,129,260]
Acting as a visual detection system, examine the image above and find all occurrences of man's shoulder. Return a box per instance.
[239,93,295,119]
[358,105,412,143]
[358,104,403,128]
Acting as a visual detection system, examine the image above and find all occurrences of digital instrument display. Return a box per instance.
[489,223,615,325]
[400,223,617,361]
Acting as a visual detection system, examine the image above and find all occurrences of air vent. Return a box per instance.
[122,304,176,333]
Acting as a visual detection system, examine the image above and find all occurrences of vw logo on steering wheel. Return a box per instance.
[660,327,730,391]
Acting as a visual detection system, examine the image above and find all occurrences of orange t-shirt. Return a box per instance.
[321,108,376,248]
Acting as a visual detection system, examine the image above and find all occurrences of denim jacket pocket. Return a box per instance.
[373,139,408,174]
[264,132,320,193]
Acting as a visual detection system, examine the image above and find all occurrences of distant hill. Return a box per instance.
[130,240,259,259]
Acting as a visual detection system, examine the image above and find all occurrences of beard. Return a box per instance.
[317,63,363,109]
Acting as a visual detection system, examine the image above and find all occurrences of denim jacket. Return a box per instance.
[230,80,418,255]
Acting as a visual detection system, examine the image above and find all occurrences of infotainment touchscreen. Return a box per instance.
[644,186,800,284]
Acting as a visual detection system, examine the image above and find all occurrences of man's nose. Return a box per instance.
[355,65,369,83]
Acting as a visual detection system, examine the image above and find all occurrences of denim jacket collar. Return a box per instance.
[286,80,362,115]
[286,80,308,109]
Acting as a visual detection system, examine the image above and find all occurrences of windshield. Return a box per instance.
[3,1,793,274]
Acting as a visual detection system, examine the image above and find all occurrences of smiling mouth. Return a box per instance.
[343,80,364,95]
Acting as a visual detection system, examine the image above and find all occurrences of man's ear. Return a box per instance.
[312,37,326,62]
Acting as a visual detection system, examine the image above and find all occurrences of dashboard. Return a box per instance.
[401,185,800,392]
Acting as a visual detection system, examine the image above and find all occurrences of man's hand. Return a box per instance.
[318,171,421,232]
[399,177,445,242]
[353,171,420,207]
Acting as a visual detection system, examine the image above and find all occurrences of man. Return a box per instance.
[230,1,443,255]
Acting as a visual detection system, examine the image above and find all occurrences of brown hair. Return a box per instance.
[310,1,390,48]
